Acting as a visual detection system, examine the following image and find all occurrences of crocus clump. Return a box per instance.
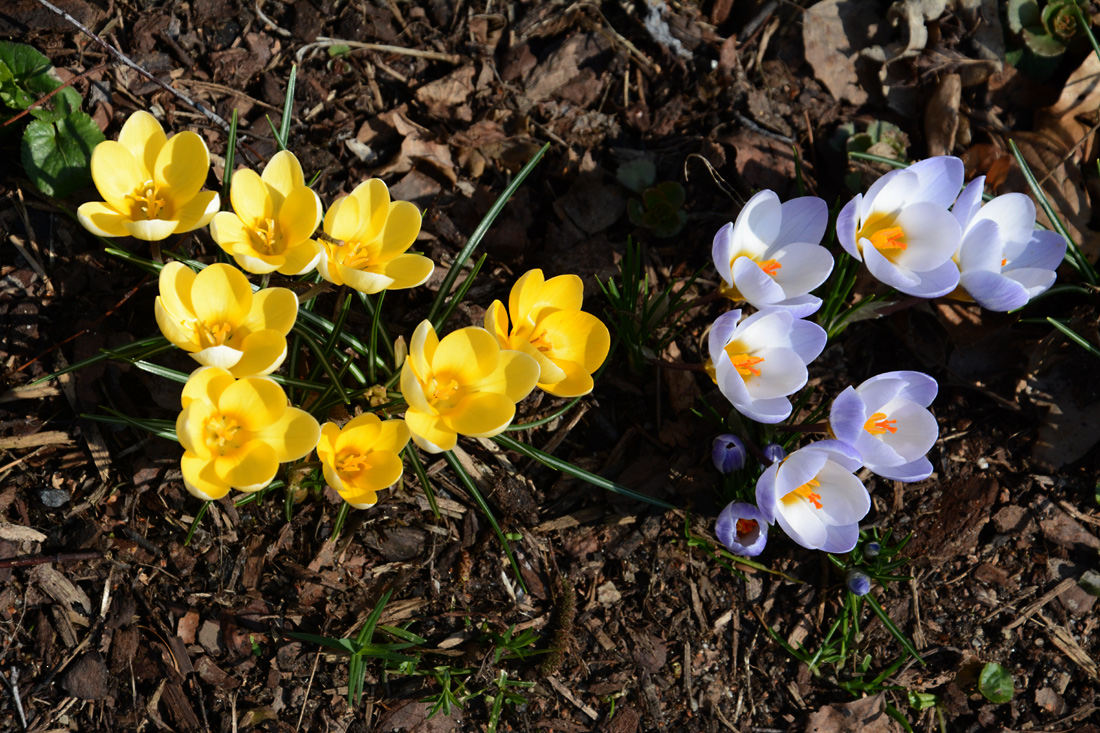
[712,434,747,474]
[829,370,938,482]
[400,320,540,453]
[317,414,411,508]
[712,190,833,317]
[78,110,219,241]
[210,150,323,276]
[155,262,298,377]
[317,179,434,294]
[484,269,611,398]
[176,367,320,500]
[708,308,827,423]
[837,156,963,298]
[756,441,868,553]
[950,176,1067,311]
[715,501,768,556]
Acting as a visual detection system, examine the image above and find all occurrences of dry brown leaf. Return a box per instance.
[924,73,961,157]
[805,693,902,733]
[803,0,890,106]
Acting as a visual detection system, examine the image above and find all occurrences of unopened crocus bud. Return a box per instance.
[712,434,747,473]
[715,501,768,557]
[864,541,881,558]
[762,443,785,465]
[846,569,871,596]
[394,335,407,369]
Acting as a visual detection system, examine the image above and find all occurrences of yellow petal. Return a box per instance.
[537,310,611,373]
[341,488,379,509]
[123,218,180,241]
[518,339,566,385]
[468,349,540,402]
[325,194,361,242]
[214,440,278,488]
[77,201,129,237]
[484,301,510,346]
[378,253,433,290]
[154,130,211,205]
[181,366,235,408]
[443,392,516,437]
[400,361,435,414]
[117,110,166,180]
[237,287,298,337]
[539,359,595,398]
[181,452,231,500]
[219,376,288,431]
[277,186,322,245]
[335,413,382,453]
[230,168,273,226]
[173,190,220,233]
[191,263,253,329]
[158,261,196,316]
[404,409,457,453]
[373,418,411,454]
[339,264,393,295]
[349,179,390,240]
[262,149,306,203]
[322,461,348,494]
[533,274,584,319]
[155,297,200,352]
[89,141,144,213]
[378,201,421,257]
[176,401,214,456]
[209,211,251,252]
[192,344,244,371]
[252,406,321,462]
[318,422,341,458]
[407,320,438,381]
[276,239,322,276]
[432,327,501,385]
[509,269,545,327]
[234,253,282,275]
[227,331,287,377]
[351,451,403,493]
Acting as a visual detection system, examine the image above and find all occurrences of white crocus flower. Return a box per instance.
[712,190,834,317]
[950,176,1067,311]
[756,440,868,553]
[837,156,963,298]
[708,308,826,424]
[829,371,938,482]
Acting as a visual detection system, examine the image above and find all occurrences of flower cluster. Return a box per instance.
[79,110,611,509]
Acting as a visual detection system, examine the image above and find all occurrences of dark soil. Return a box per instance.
[2,1,1099,732]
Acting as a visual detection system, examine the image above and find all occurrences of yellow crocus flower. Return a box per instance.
[176,367,320,501]
[317,179,433,293]
[484,269,610,398]
[317,414,410,508]
[77,111,219,241]
[155,262,298,377]
[209,150,324,275]
[400,320,540,453]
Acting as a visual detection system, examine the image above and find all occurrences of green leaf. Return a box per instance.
[978,663,1015,703]
[0,42,61,109]
[907,690,939,711]
[22,111,104,198]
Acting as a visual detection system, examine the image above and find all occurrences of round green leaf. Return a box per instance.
[978,662,1015,703]
[21,111,105,198]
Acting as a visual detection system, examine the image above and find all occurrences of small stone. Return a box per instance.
[596,581,621,606]
[38,488,69,508]
[1079,569,1100,597]
[198,619,223,656]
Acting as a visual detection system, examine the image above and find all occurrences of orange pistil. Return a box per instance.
[868,225,907,252]
[1001,257,1008,268]
[729,353,765,378]
[758,259,782,277]
[736,518,758,538]
[786,478,823,509]
[863,412,898,435]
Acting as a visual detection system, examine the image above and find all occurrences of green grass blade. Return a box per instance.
[221,108,238,205]
[1047,317,1100,359]
[279,64,297,146]
[405,446,439,518]
[433,253,487,332]
[84,409,177,441]
[865,594,925,664]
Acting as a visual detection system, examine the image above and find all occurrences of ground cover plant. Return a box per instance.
[2,1,1100,732]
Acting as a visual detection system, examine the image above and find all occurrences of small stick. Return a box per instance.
[296,37,464,65]
[0,551,103,569]
[0,668,27,730]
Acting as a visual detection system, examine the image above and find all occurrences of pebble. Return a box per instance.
[38,488,69,508]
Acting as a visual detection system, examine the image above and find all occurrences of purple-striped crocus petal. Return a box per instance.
[864,169,919,218]
[1006,268,1057,299]
[775,500,829,550]
[776,447,830,496]
[830,386,867,445]
[734,395,794,424]
[711,222,736,285]
[906,156,965,209]
[733,256,786,306]
[810,439,864,473]
[1012,230,1067,271]
[836,197,862,259]
[767,241,835,296]
[732,190,782,252]
[755,462,781,523]
[776,196,829,246]
[859,371,937,407]
[820,522,860,553]
[873,455,933,482]
[952,176,985,228]
[906,259,962,298]
[769,294,822,319]
[715,501,769,557]
[787,318,828,364]
[863,242,923,291]
[970,193,1036,247]
[960,270,1030,312]
[890,203,962,272]
[708,309,742,357]
[856,430,906,468]
[958,219,1004,273]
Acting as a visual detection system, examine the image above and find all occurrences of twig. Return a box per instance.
[0,551,104,569]
[0,668,27,730]
[31,0,230,132]
[295,37,464,64]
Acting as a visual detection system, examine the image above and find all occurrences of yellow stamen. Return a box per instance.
[430,377,461,404]
[783,477,823,509]
[129,180,168,220]
[249,218,282,255]
[190,320,233,348]
[758,259,782,277]
[863,412,898,435]
[868,225,907,251]
[204,413,242,453]
[341,241,377,270]
[338,453,369,473]
[736,518,758,538]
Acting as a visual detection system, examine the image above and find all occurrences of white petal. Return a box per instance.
[906,156,964,209]
[776,196,828,246]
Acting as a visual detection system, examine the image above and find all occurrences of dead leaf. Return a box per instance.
[415,65,476,121]
[802,0,891,106]
[924,73,961,157]
[805,693,902,733]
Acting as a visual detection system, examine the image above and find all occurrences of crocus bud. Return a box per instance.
[762,443,785,465]
[715,502,768,557]
[846,569,871,596]
[864,541,881,558]
[712,434,747,473]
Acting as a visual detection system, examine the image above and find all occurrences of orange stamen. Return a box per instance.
[1001,257,1008,268]
[736,518,758,537]
[730,353,765,378]
[868,225,907,251]
[758,259,782,277]
[863,412,898,435]
[785,478,823,509]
